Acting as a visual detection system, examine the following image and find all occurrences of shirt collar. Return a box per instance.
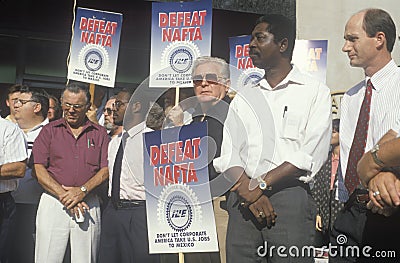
[55,118,98,132]
[257,65,306,91]
[369,59,398,93]
[26,118,49,133]
[125,121,147,138]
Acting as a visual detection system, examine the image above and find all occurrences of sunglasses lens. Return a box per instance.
[205,73,218,82]
[192,74,219,85]
[192,75,203,85]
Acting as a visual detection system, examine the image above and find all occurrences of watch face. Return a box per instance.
[81,186,87,193]
[259,181,267,190]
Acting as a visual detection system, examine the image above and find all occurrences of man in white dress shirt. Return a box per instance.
[330,9,400,262]
[0,116,27,262]
[98,88,160,263]
[214,14,331,262]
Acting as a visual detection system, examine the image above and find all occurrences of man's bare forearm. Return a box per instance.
[0,160,27,179]
[34,164,65,197]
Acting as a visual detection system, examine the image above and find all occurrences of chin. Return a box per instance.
[198,97,216,103]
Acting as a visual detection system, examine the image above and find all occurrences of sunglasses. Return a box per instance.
[103,107,113,115]
[114,100,128,109]
[62,102,86,110]
[192,73,224,86]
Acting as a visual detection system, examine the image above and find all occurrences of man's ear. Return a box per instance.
[375,31,386,50]
[33,103,42,114]
[224,79,231,92]
[279,38,289,53]
[132,101,142,113]
[6,99,10,107]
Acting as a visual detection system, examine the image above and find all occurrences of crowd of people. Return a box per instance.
[1,7,400,263]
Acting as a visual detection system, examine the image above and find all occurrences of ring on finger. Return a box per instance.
[258,211,265,218]
[373,191,380,197]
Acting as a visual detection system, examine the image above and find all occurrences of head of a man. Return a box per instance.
[103,96,116,130]
[48,95,62,122]
[113,89,132,127]
[249,14,295,70]
[14,86,49,129]
[6,84,24,121]
[192,56,230,107]
[113,88,151,130]
[61,83,91,128]
[342,9,395,70]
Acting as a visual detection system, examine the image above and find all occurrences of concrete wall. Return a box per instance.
[297,1,400,92]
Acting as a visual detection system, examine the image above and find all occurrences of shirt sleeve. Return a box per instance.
[4,124,28,164]
[391,118,400,136]
[213,97,246,173]
[99,129,110,169]
[284,83,332,180]
[32,125,51,167]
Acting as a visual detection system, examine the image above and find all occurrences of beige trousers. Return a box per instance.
[35,192,101,263]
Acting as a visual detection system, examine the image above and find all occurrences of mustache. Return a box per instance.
[249,49,259,56]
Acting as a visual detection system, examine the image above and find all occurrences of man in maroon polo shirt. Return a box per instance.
[32,82,109,263]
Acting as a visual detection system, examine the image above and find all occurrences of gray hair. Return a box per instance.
[192,56,230,80]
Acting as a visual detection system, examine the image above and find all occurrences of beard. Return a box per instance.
[104,122,114,131]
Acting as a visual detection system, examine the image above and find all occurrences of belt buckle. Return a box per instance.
[356,194,369,203]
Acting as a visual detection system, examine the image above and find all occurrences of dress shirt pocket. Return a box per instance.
[281,113,300,141]
[86,146,101,167]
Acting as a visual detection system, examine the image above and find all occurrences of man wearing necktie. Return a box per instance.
[98,88,160,263]
[330,8,400,262]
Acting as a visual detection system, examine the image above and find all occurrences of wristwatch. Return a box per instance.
[371,144,385,168]
[80,185,88,195]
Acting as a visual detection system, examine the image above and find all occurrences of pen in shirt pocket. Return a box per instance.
[282,106,288,118]
[87,138,95,148]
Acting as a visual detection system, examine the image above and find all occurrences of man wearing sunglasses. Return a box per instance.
[214,14,331,262]
[103,96,122,139]
[32,82,109,263]
[99,88,161,263]
[10,86,49,263]
[184,56,231,263]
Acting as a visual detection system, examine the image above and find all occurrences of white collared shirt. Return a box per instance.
[214,65,332,183]
[108,121,153,200]
[340,60,400,181]
[0,117,28,193]
[12,118,49,204]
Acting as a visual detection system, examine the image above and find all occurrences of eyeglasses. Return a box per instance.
[62,102,86,110]
[103,107,113,114]
[192,73,225,86]
[114,100,128,109]
[13,99,37,106]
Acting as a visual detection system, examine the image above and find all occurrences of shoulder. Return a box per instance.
[345,80,364,96]
[0,118,18,131]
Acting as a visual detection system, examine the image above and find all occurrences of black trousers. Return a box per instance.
[9,203,38,263]
[330,196,400,263]
[0,192,16,263]
[98,202,160,263]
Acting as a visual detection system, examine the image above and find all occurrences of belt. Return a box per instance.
[0,192,11,200]
[112,199,145,209]
[263,176,311,197]
[345,189,369,209]
[356,193,369,203]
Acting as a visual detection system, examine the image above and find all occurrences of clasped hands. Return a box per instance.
[59,185,89,219]
[231,174,277,227]
[365,172,400,217]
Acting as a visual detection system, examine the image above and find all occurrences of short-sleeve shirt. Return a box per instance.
[0,117,28,193]
[33,118,109,186]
